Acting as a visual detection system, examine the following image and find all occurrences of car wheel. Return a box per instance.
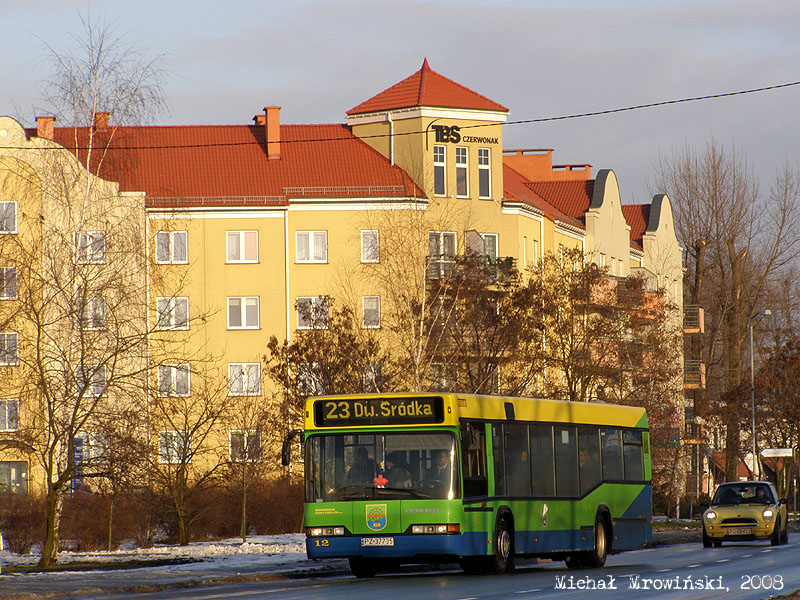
[770,518,781,546]
[702,527,712,548]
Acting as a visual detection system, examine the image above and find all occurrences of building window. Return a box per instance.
[481,233,498,261]
[363,362,382,392]
[228,363,261,396]
[0,332,18,365]
[298,362,325,396]
[433,145,446,196]
[227,296,260,329]
[156,297,189,329]
[75,365,106,397]
[297,296,329,330]
[73,432,108,464]
[478,148,491,198]
[455,146,468,196]
[227,231,258,263]
[230,430,262,462]
[361,230,379,263]
[76,296,106,330]
[428,231,457,278]
[0,461,27,494]
[75,232,106,264]
[0,202,16,233]
[296,231,327,263]
[155,231,188,264]
[532,239,539,266]
[0,399,20,431]
[362,296,381,329]
[158,364,190,396]
[159,430,190,464]
[1,267,17,299]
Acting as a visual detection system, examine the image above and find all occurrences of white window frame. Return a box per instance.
[0,201,16,233]
[0,267,17,300]
[75,365,106,397]
[296,231,328,263]
[158,364,191,397]
[478,147,491,199]
[228,363,261,396]
[455,146,469,197]
[76,296,107,330]
[0,399,20,432]
[74,431,108,463]
[227,296,260,329]
[296,296,329,330]
[0,332,18,366]
[156,297,190,330]
[226,230,259,263]
[229,430,262,462]
[159,430,190,464]
[361,230,380,263]
[298,362,325,396]
[433,145,446,196]
[362,296,381,329]
[481,233,498,261]
[75,231,106,264]
[155,231,188,264]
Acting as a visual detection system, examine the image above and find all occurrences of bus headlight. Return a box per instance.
[307,527,346,537]
[411,524,459,534]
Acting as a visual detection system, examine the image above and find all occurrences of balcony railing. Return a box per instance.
[683,305,705,334]
[426,254,517,283]
[684,360,706,389]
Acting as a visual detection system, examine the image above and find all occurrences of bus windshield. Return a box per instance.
[306,432,458,502]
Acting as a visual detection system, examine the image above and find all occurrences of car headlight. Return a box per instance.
[762,508,775,521]
[705,510,717,522]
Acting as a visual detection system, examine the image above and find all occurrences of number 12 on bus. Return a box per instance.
[282,393,651,578]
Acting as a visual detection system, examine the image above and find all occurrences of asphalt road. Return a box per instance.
[74,539,799,600]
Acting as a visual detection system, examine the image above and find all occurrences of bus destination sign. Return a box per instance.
[314,396,445,427]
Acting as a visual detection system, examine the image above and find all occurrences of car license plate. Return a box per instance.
[361,537,394,547]
[727,527,752,535]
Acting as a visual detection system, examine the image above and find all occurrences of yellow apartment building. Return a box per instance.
[0,60,685,495]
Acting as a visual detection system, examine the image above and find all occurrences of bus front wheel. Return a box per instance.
[488,515,515,574]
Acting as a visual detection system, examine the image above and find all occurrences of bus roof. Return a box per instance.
[305,393,648,430]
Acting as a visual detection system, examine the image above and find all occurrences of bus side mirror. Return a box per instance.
[281,429,304,467]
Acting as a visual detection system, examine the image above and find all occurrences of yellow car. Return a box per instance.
[702,481,788,547]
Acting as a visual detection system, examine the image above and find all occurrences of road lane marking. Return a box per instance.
[742,554,752,558]
[515,590,542,594]
[715,559,730,563]
[687,564,701,568]
[657,568,672,572]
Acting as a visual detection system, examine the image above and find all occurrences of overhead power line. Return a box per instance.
[4,80,799,151]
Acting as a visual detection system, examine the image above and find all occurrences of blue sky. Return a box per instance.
[1,0,798,202]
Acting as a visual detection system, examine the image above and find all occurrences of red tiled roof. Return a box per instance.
[34,124,423,203]
[524,180,595,225]
[622,204,650,250]
[347,59,508,115]
[502,165,583,228]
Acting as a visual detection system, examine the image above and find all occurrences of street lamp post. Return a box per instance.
[750,309,772,480]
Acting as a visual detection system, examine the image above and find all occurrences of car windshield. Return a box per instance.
[305,431,458,502]
[712,483,774,505]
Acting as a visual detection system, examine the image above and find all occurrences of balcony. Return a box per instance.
[426,254,517,284]
[684,360,706,389]
[683,305,705,334]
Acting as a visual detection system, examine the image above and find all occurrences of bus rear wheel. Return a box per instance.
[565,518,608,569]
[488,515,514,574]
[349,557,379,578]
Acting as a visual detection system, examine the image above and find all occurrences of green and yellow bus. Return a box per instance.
[283,393,651,577]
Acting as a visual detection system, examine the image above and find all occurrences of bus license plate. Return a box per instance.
[727,527,752,535]
[361,537,394,547]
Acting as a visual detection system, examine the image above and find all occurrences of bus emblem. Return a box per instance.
[366,504,387,531]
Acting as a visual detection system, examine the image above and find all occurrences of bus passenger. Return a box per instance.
[425,449,452,495]
[385,452,413,488]
[346,447,378,486]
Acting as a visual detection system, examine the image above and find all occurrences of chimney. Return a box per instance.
[94,111,110,132]
[36,116,56,140]
[265,106,281,160]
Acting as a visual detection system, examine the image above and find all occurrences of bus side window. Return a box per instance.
[554,426,578,496]
[578,427,601,495]
[492,424,505,496]
[461,422,487,498]
[530,424,554,496]
[505,423,532,496]
[601,428,623,480]
[623,430,644,480]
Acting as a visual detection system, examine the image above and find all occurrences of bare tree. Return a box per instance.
[654,140,800,480]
